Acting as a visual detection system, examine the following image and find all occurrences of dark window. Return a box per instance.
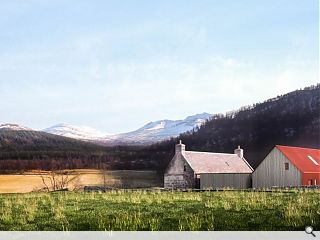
[285,163,289,170]
[184,165,186,172]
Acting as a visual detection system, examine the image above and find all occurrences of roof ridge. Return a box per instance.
[185,151,237,156]
[182,151,253,174]
[276,145,320,151]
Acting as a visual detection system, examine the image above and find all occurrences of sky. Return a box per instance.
[0,0,318,133]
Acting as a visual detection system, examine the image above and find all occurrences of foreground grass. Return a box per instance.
[0,190,319,231]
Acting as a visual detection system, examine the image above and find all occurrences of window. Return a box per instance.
[284,163,289,170]
[183,165,186,172]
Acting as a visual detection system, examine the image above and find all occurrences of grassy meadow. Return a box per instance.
[0,190,319,231]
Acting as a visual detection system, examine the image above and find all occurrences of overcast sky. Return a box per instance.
[0,0,318,133]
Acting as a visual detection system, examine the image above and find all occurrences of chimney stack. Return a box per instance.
[234,145,243,158]
[175,140,185,154]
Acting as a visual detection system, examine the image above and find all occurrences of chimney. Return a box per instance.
[175,140,185,154]
[234,145,243,158]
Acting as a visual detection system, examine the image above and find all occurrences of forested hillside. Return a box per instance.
[138,84,320,171]
[0,84,319,172]
[179,84,319,168]
[0,130,110,171]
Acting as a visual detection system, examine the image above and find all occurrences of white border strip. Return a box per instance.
[0,231,317,240]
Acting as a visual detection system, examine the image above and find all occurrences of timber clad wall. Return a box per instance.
[252,148,301,188]
[200,173,252,189]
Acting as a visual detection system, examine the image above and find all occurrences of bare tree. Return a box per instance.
[40,170,79,192]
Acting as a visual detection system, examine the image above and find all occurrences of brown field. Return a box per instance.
[0,169,162,193]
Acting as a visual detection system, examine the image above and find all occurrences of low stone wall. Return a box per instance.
[84,186,115,192]
[164,175,184,189]
[164,174,194,189]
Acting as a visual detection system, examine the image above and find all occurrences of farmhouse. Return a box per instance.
[253,145,320,188]
[164,141,253,189]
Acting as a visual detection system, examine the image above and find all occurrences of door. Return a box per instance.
[195,174,200,189]
[307,179,313,186]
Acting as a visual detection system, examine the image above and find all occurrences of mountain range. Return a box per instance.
[1,112,212,145]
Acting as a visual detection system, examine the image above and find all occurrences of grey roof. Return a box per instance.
[183,151,253,174]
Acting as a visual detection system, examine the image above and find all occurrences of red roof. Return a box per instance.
[276,145,320,173]
[183,151,253,174]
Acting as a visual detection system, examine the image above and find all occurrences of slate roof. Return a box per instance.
[276,145,320,173]
[182,151,253,174]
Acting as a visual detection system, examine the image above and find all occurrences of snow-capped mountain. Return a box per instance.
[0,123,32,131]
[43,124,111,141]
[42,113,212,144]
[112,113,212,144]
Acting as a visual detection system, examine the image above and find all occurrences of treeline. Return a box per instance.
[0,155,152,173]
[0,150,155,173]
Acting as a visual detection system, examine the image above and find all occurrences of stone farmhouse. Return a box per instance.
[164,141,253,189]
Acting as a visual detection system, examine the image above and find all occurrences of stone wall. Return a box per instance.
[164,153,195,189]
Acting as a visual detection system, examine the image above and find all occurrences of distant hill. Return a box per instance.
[0,129,114,171]
[0,128,154,172]
[0,129,107,152]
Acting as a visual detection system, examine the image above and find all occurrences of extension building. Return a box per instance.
[253,145,320,188]
[164,141,253,189]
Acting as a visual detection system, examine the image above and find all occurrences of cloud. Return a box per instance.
[83,55,318,118]
[1,53,317,116]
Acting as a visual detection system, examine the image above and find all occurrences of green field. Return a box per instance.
[0,190,319,231]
